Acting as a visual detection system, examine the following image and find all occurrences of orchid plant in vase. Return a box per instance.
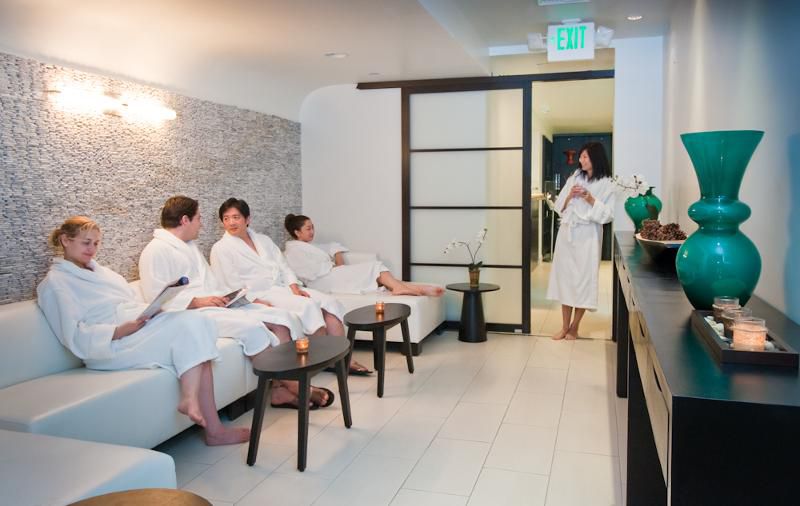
[612,174,662,231]
[444,228,488,287]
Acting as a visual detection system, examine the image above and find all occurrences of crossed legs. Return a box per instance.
[265,323,331,407]
[552,304,587,341]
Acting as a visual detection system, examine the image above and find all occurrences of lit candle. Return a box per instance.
[720,307,752,338]
[295,337,309,354]
[713,296,740,321]
[375,301,385,315]
[732,317,767,352]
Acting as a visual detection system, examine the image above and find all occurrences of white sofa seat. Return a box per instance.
[312,252,445,354]
[0,299,254,448]
[335,290,444,353]
[0,429,176,506]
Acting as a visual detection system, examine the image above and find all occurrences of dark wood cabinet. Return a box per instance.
[613,232,800,505]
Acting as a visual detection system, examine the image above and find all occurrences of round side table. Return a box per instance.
[69,488,210,505]
[445,283,501,343]
[343,303,413,398]
[248,335,352,471]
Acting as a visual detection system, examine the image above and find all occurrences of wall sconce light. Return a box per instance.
[595,25,615,48]
[527,32,547,53]
[47,81,176,124]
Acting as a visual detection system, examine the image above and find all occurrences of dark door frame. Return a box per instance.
[358,70,615,334]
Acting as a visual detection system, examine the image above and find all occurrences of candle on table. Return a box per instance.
[375,301,385,315]
[720,307,752,338]
[732,317,767,352]
[713,296,740,321]
[295,337,309,354]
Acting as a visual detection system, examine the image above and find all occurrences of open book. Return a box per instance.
[223,288,250,309]
[138,277,190,319]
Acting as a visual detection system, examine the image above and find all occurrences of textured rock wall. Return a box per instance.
[0,52,301,304]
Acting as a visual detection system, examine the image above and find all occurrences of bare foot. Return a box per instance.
[271,385,303,407]
[551,329,568,341]
[310,387,330,406]
[178,399,206,427]
[204,426,250,446]
[565,332,577,340]
[391,286,418,296]
[418,285,444,297]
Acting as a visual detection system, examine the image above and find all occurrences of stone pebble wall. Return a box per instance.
[0,52,301,304]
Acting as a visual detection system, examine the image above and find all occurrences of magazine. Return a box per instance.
[223,288,250,308]
[138,276,190,319]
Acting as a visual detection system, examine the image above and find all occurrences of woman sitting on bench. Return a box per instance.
[283,214,443,296]
[37,216,249,446]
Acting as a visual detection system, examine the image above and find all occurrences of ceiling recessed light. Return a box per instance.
[324,52,348,59]
[627,14,643,21]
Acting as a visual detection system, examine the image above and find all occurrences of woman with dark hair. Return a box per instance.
[283,214,443,296]
[546,142,616,340]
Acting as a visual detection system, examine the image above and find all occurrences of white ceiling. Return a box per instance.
[0,0,670,121]
[533,79,615,134]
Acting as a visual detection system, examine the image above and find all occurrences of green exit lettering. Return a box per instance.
[556,25,587,51]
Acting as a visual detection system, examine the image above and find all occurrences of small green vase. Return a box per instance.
[676,130,763,309]
[624,187,662,232]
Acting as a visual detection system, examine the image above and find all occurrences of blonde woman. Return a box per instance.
[37,216,248,445]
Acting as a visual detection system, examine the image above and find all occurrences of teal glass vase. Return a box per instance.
[624,187,662,231]
[676,130,763,309]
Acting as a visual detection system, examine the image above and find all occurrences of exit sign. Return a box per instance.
[547,22,595,62]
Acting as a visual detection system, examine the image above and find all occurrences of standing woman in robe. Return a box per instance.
[37,216,249,445]
[546,142,615,340]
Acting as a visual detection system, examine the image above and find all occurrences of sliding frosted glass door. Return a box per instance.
[404,86,531,331]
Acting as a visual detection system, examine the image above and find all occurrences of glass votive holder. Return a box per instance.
[295,337,309,354]
[375,301,385,315]
[712,296,740,321]
[732,317,768,352]
[720,307,753,338]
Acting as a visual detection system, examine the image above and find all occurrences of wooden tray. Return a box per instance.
[691,310,799,368]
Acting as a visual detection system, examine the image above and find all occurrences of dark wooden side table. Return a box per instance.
[343,303,414,398]
[247,335,352,471]
[446,283,501,343]
[69,488,210,505]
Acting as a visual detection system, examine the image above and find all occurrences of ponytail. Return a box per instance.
[284,213,310,239]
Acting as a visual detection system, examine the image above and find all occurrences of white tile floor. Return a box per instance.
[157,262,627,505]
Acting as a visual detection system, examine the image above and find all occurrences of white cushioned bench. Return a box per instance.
[0,299,255,448]
[0,429,176,506]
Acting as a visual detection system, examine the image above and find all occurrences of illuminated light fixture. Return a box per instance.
[324,52,348,58]
[47,81,176,124]
[527,33,547,53]
[595,25,615,48]
[627,14,643,21]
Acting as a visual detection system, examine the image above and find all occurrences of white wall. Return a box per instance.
[662,0,800,321]
[300,38,665,275]
[611,36,664,231]
[300,85,402,274]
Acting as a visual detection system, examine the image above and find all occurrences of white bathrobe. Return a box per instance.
[284,240,389,295]
[210,230,345,334]
[37,257,219,377]
[139,229,302,352]
[546,171,615,310]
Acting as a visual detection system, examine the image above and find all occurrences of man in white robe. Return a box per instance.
[546,143,616,340]
[138,196,333,408]
[210,198,371,374]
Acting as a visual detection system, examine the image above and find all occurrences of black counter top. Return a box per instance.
[616,231,800,406]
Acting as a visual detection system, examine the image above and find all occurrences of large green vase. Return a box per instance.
[676,130,763,309]
[624,187,662,231]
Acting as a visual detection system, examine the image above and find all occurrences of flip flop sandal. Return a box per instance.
[348,366,374,376]
[312,387,335,408]
[270,399,320,411]
[323,365,374,376]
